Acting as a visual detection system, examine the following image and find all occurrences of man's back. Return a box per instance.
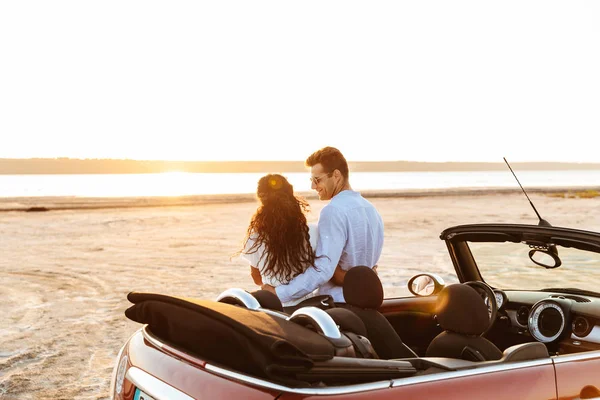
[315,190,384,301]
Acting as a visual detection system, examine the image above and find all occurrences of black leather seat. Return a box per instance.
[341,266,417,359]
[250,289,285,312]
[254,289,379,359]
[425,284,503,361]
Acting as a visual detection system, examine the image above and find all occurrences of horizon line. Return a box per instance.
[2,157,600,164]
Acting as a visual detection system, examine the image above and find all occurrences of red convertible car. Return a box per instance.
[109,222,600,400]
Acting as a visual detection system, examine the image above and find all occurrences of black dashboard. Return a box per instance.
[492,290,600,354]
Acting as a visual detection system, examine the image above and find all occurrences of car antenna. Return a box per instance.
[503,157,551,227]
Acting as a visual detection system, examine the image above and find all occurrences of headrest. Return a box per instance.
[325,308,368,336]
[435,284,489,335]
[343,266,384,309]
[250,290,284,312]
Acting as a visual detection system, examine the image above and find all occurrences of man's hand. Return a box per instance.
[261,284,276,294]
[331,265,378,286]
[330,265,347,286]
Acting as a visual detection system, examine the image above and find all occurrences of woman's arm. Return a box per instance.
[250,266,263,285]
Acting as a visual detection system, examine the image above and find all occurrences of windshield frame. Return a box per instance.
[441,223,600,290]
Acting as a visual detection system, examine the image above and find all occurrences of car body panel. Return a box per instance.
[123,330,280,400]
[111,223,600,399]
[254,360,557,400]
[389,362,556,400]
[554,352,600,400]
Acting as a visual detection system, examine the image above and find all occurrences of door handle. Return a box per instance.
[576,385,600,400]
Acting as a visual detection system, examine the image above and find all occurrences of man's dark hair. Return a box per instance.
[305,146,349,180]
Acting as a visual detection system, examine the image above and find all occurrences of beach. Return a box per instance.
[1,190,600,399]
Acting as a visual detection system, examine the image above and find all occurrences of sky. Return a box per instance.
[1,1,599,163]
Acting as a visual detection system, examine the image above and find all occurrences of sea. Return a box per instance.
[2,169,600,198]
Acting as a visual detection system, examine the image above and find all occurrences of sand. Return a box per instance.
[1,190,600,399]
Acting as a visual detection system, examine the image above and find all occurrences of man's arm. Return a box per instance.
[330,264,378,286]
[275,207,347,303]
[330,265,346,286]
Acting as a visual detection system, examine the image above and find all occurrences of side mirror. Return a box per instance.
[408,273,445,296]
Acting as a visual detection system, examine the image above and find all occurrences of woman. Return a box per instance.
[237,174,320,307]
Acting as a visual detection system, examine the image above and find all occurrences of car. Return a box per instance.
[108,214,600,400]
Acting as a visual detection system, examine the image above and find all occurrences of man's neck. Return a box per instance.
[332,182,352,198]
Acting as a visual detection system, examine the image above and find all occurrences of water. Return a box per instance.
[1,170,600,198]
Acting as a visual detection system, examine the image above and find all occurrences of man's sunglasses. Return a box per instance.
[310,172,333,185]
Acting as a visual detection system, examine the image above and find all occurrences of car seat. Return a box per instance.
[425,284,503,361]
[341,266,418,359]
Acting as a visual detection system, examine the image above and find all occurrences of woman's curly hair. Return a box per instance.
[239,174,317,284]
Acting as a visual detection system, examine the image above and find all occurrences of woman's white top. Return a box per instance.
[241,223,318,306]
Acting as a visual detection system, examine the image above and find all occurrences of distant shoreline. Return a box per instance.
[2,186,598,212]
[3,158,600,174]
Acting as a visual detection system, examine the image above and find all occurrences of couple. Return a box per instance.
[238,146,384,307]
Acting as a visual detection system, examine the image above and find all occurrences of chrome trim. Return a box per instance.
[205,363,391,394]
[215,288,261,310]
[259,308,289,319]
[528,302,565,343]
[391,358,553,387]
[553,351,600,364]
[571,324,600,344]
[142,326,165,349]
[287,306,341,339]
[126,367,194,400]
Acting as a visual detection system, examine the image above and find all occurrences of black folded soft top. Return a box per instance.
[125,292,338,385]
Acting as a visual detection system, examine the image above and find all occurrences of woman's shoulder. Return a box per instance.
[241,232,266,266]
[242,230,262,252]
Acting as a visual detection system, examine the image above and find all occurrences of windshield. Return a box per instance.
[469,241,600,293]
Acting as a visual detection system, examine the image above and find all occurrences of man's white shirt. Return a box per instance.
[275,190,384,303]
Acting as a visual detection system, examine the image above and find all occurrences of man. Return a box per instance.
[262,146,384,303]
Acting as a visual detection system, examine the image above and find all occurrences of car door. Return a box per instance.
[278,359,557,400]
[386,360,557,400]
[554,352,600,399]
